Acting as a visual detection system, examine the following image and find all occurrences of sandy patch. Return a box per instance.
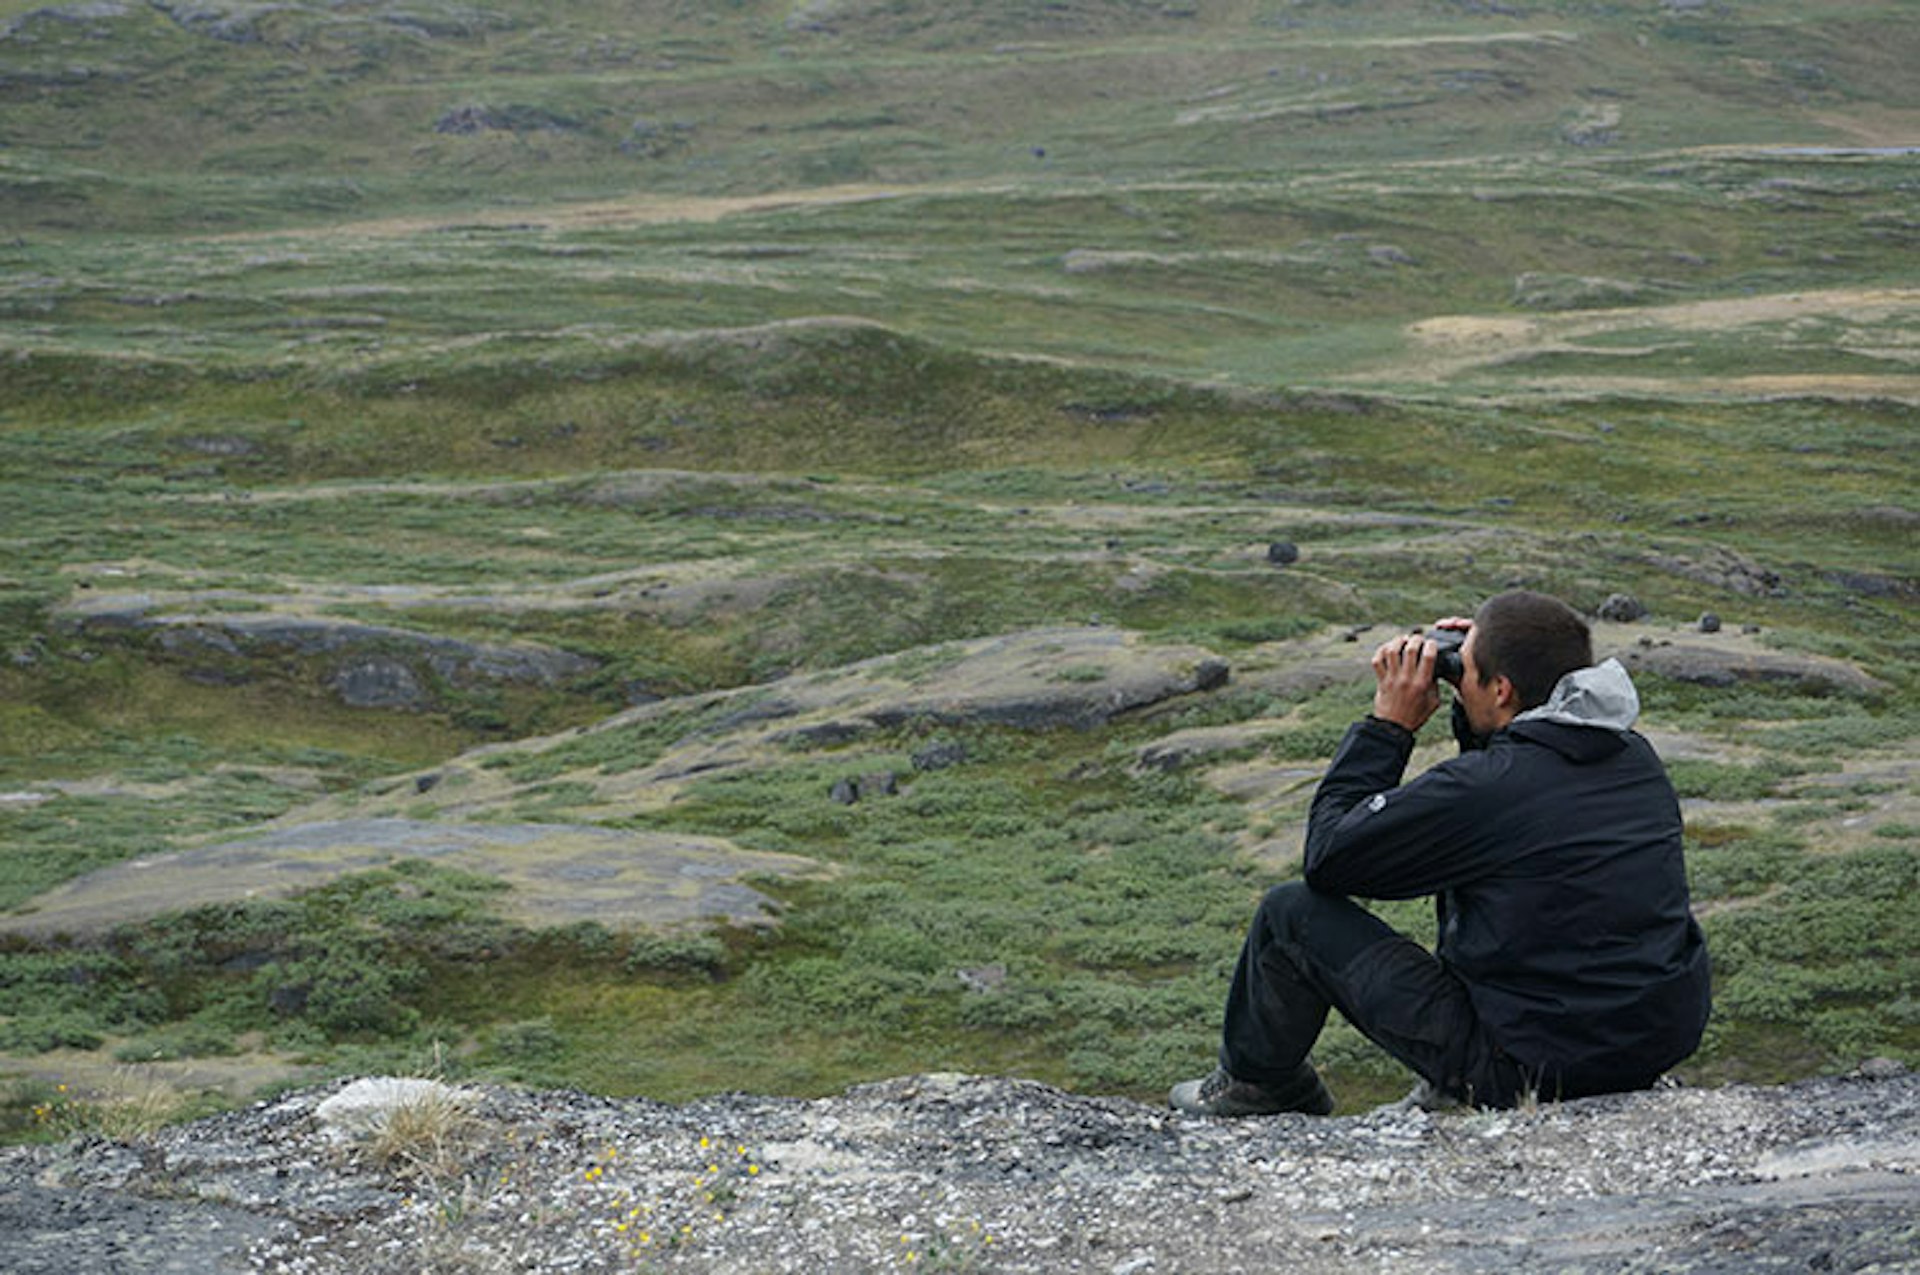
[1391,287,1920,397]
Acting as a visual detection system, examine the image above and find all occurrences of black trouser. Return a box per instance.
[1219,882,1526,1108]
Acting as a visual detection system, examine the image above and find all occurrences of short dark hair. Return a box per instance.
[1471,590,1592,710]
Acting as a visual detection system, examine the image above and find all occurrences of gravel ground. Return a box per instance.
[2,1066,1916,1274]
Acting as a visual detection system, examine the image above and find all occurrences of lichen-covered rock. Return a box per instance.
[56,595,599,709]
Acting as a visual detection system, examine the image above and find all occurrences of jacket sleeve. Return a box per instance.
[1302,717,1508,900]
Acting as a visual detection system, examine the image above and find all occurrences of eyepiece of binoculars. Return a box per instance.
[1424,628,1466,686]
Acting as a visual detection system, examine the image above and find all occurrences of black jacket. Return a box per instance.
[1302,676,1711,1096]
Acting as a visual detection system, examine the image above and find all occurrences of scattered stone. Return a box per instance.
[1644,547,1785,597]
[434,104,581,135]
[182,665,251,687]
[329,657,430,710]
[955,963,1007,993]
[911,739,969,772]
[1698,612,1722,634]
[175,434,261,458]
[825,771,904,805]
[621,117,695,158]
[1266,541,1300,566]
[1825,568,1917,600]
[1596,592,1648,622]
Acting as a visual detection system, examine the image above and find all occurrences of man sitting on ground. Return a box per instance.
[1172,590,1711,1116]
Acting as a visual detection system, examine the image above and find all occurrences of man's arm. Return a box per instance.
[1300,627,1508,898]
[1300,715,1500,898]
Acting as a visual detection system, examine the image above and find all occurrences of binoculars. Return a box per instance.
[1425,628,1467,686]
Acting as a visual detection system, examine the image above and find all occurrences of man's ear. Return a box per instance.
[1493,674,1520,712]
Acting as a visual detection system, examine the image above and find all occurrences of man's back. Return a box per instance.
[1431,720,1710,1096]
[1304,662,1710,1098]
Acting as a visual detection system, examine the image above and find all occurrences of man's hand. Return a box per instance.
[1371,632,1442,733]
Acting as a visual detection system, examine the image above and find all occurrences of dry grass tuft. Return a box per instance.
[360,1084,483,1182]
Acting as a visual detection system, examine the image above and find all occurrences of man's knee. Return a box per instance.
[1257,880,1351,936]
[1258,881,1410,971]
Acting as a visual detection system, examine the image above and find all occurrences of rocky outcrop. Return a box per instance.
[0,818,819,941]
[1606,633,1889,695]
[1643,545,1787,598]
[57,595,598,710]
[1,1067,1914,1273]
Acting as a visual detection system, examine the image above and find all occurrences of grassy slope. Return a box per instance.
[0,0,1915,1124]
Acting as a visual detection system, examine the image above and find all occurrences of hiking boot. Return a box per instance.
[1169,1064,1334,1117]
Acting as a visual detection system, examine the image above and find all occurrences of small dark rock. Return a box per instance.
[1825,569,1917,600]
[912,740,969,772]
[955,963,1008,993]
[181,666,250,687]
[1698,612,1722,634]
[267,984,309,1016]
[1597,593,1648,622]
[435,104,581,135]
[176,434,260,458]
[1266,541,1300,566]
[414,773,442,794]
[831,773,900,804]
[329,658,429,710]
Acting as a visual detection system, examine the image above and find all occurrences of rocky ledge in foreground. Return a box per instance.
[2,1067,1915,1274]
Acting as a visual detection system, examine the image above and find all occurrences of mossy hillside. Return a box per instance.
[6,153,1916,396]
[5,0,1914,233]
[2,0,1916,1129]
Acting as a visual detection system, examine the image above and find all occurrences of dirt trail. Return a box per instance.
[206,182,991,242]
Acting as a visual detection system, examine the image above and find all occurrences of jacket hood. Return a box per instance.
[1513,657,1640,733]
